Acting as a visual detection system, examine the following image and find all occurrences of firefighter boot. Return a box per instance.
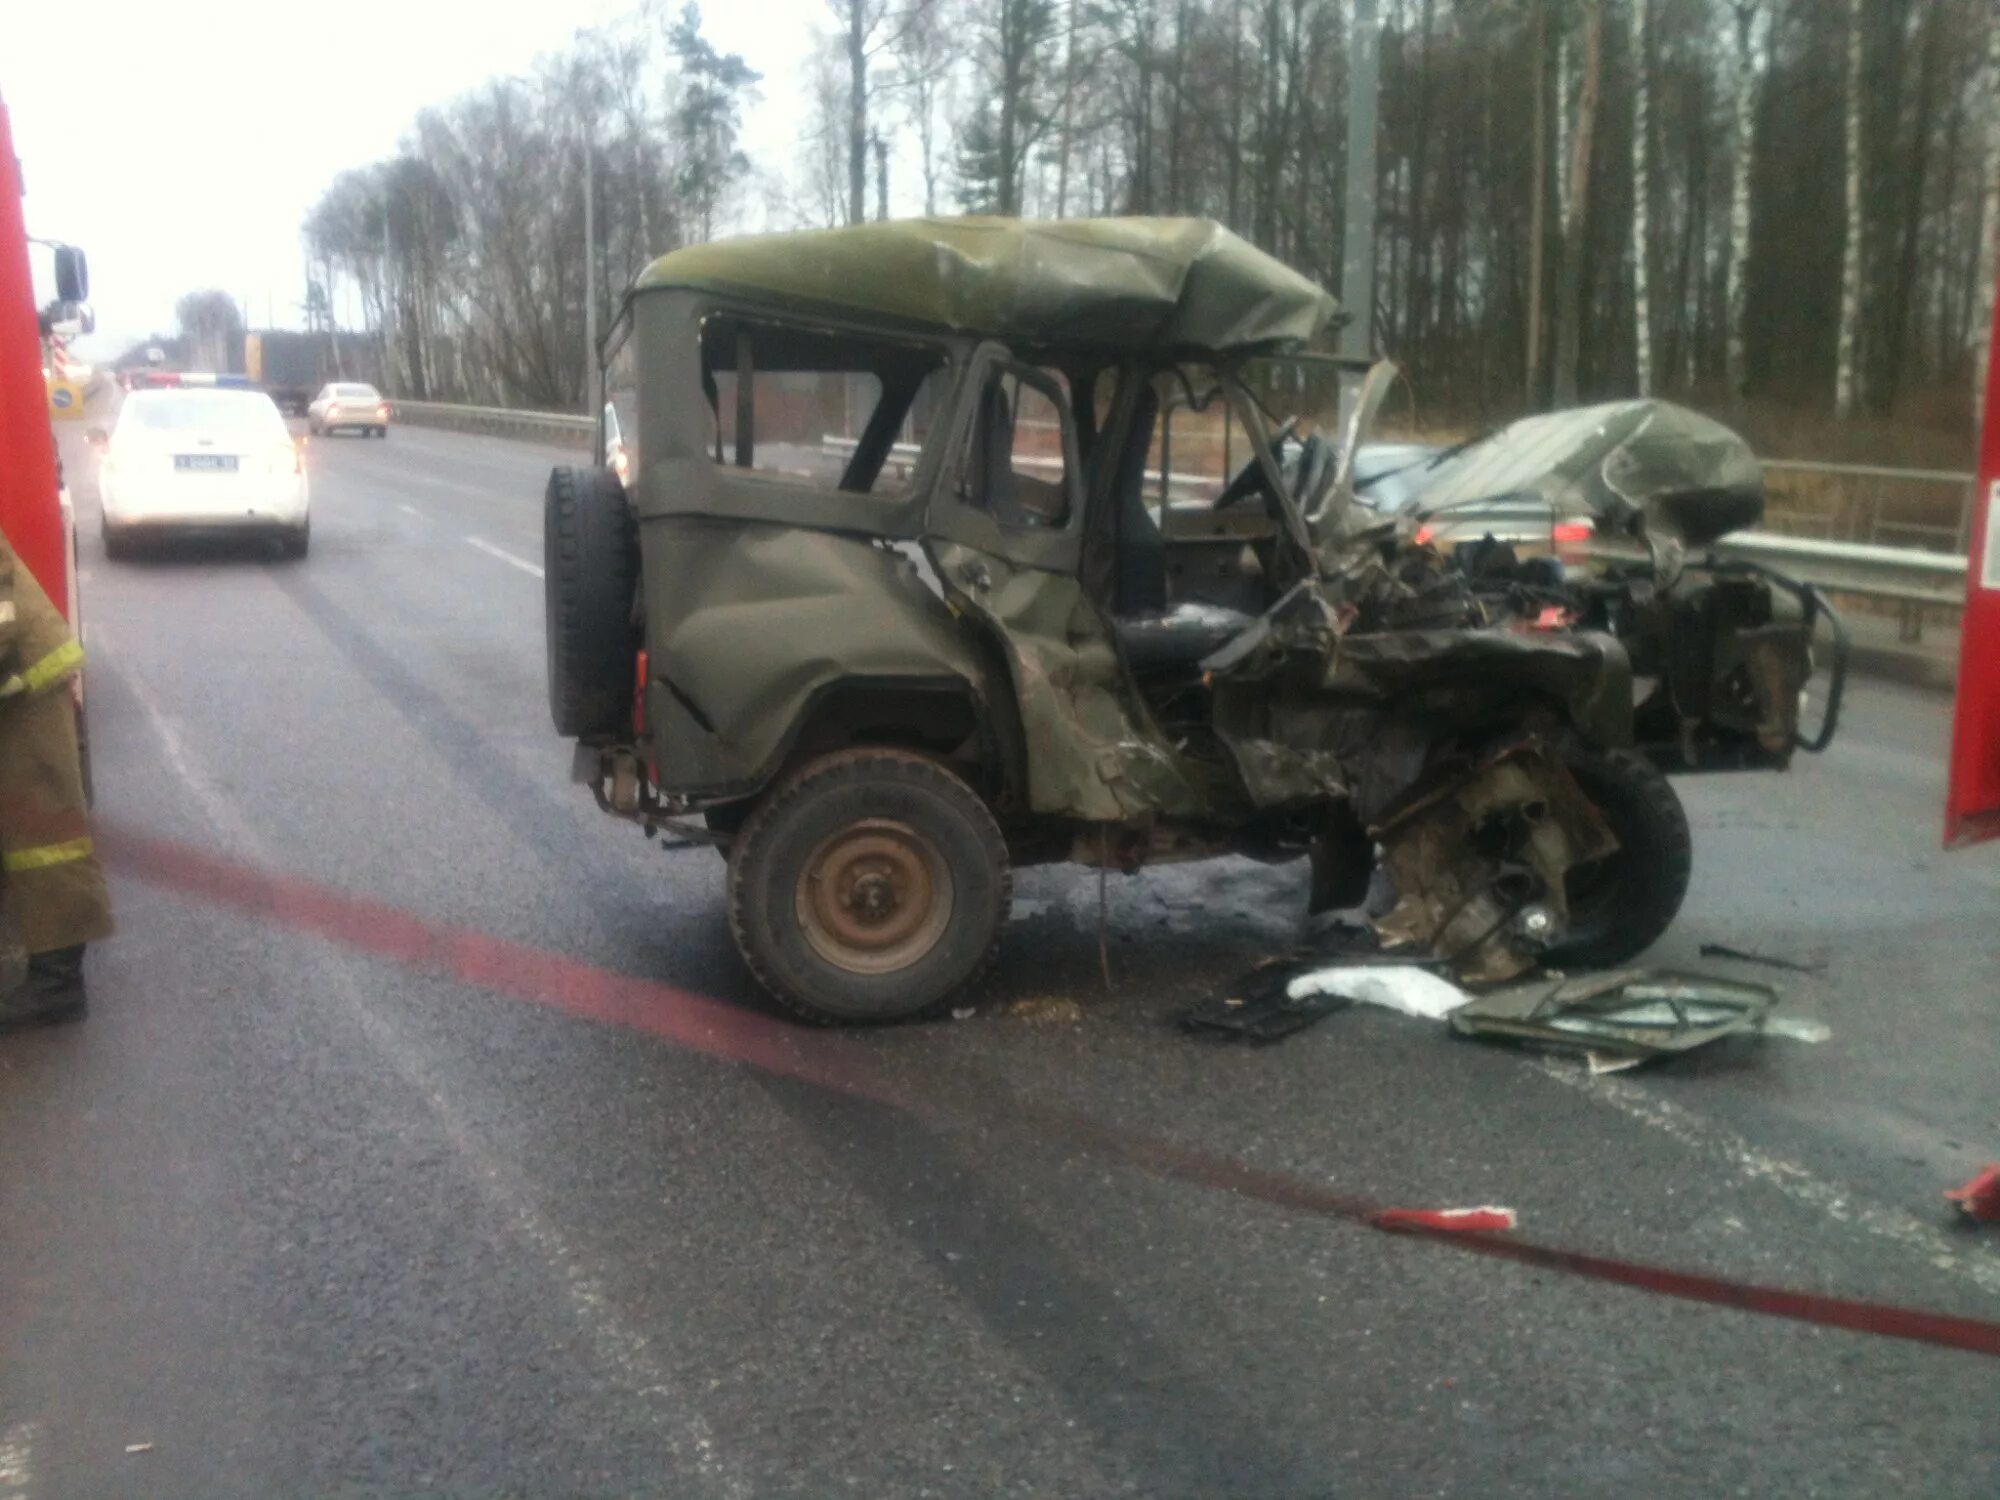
[0,944,87,1033]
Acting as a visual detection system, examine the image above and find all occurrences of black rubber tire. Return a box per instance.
[101,524,131,562]
[543,464,639,737]
[283,521,310,560]
[1546,746,1693,967]
[727,749,1011,1025]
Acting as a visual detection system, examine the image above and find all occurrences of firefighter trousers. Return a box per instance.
[0,683,111,954]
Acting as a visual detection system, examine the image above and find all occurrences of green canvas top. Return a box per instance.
[635,216,1338,355]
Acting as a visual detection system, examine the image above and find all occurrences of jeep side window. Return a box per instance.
[966,366,1073,529]
[699,315,948,495]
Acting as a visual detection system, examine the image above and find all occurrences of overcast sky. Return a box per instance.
[2,0,832,358]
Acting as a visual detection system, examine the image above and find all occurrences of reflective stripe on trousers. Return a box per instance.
[0,638,84,699]
[3,836,94,873]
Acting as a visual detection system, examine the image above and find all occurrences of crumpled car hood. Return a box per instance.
[1356,400,1765,547]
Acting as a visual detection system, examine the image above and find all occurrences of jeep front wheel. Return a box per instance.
[1547,746,1692,967]
[727,749,1010,1024]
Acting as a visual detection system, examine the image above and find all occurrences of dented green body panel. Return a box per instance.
[927,540,1202,820]
[639,519,989,799]
[637,217,1337,356]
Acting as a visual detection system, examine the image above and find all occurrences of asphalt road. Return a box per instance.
[2,404,1997,1497]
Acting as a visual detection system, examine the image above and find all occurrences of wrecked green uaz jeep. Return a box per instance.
[547,217,1842,1023]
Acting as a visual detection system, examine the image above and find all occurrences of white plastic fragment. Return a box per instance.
[1587,1050,1646,1075]
[1162,601,1252,630]
[1285,964,1472,1021]
[1761,1015,1832,1044]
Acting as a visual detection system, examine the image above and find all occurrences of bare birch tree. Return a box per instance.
[1555,24,1572,241]
[1835,0,1865,417]
[1552,0,1603,406]
[1725,0,1763,397]
[1526,0,1552,402]
[887,0,959,215]
[1630,0,1652,397]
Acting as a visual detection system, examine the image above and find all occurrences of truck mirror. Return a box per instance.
[53,245,89,305]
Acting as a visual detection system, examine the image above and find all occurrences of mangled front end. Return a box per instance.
[1204,581,1646,981]
[1379,399,1846,771]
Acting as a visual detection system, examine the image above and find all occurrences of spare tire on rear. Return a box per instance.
[544,464,640,737]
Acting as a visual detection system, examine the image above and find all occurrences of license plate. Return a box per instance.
[174,454,238,472]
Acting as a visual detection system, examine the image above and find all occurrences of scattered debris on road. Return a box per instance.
[1946,1164,2000,1226]
[1448,971,1774,1064]
[123,1442,153,1455]
[1286,963,1471,1021]
[1007,996,1085,1027]
[1371,1205,1518,1233]
[1196,949,1817,1071]
[1182,972,1351,1043]
[1698,941,1825,975]
[1760,1015,1832,1044]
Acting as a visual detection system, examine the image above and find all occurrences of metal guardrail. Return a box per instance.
[822,433,1218,498]
[1759,455,1976,552]
[824,432,1970,613]
[384,401,1971,637]
[393,398,593,449]
[1712,532,1965,609]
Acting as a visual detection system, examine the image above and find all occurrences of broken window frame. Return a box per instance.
[694,310,955,502]
[1193,359,1323,582]
[956,359,1082,534]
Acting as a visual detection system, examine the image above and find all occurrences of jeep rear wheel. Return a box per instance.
[544,464,639,737]
[727,749,1010,1024]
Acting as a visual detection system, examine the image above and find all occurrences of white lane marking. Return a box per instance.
[1534,1059,2000,1297]
[465,536,543,578]
[93,625,243,854]
[94,634,745,1498]
[0,1421,39,1500]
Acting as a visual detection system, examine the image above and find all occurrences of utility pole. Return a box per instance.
[583,137,600,419]
[1340,0,1380,359]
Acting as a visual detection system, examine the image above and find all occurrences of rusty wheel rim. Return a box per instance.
[796,819,955,975]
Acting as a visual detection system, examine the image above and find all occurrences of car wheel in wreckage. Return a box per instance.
[1369,741,1691,979]
[727,748,1011,1024]
[1542,746,1692,968]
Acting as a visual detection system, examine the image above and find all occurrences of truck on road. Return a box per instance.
[246,328,332,416]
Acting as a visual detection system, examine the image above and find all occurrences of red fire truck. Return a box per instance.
[1,89,93,780]
[1947,282,2000,848]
